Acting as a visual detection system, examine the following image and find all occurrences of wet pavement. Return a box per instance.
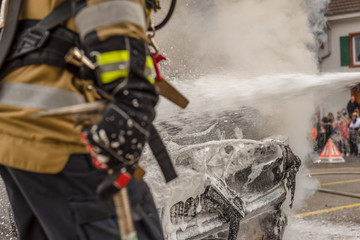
[284,155,360,240]
[0,180,17,240]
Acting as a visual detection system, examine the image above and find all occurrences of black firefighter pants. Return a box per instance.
[0,154,164,240]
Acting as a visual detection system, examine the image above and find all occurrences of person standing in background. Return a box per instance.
[347,95,359,117]
[322,116,333,144]
[349,112,360,155]
[318,125,327,154]
[341,108,347,116]
[310,124,318,153]
[339,117,350,157]
[331,115,341,151]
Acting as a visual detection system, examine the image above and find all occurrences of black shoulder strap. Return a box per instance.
[7,0,72,61]
[0,0,23,70]
[32,0,72,32]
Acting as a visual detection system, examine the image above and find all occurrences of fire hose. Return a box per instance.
[309,171,360,199]
[317,188,360,199]
[149,0,177,31]
[310,171,360,176]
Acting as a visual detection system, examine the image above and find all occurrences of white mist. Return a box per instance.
[150,0,358,238]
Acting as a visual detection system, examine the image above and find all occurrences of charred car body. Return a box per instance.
[143,109,301,240]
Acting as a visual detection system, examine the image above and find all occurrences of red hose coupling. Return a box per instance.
[114,172,132,189]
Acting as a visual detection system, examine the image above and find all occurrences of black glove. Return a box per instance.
[81,99,155,199]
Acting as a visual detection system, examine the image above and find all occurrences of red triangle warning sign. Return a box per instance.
[315,139,345,163]
[320,139,342,158]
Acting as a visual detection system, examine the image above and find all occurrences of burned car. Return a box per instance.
[142,108,301,240]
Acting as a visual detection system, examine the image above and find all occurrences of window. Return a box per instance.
[339,33,360,68]
[349,33,360,68]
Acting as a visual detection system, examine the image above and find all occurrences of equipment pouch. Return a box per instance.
[69,197,119,240]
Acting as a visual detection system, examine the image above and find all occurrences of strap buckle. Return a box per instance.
[8,28,50,60]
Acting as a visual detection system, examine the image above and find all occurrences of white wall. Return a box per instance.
[320,15,360,72]
[319,14,360,114]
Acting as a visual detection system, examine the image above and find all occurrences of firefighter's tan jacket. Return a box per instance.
[0,0,149,173]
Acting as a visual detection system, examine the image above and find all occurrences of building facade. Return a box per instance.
[320,0,360,105]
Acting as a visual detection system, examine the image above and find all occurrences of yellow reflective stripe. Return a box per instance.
[145,56,155,84]
[96,50,130,84]
[96,50,130,65]
[147,77,156,85]
[100,70,129,84]
[146,56,154,69]
[97,53,156,85]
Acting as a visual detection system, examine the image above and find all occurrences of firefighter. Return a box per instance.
[0,0,165,239]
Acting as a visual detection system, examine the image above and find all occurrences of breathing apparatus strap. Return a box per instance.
[0,0,23,71]
[0,0,79,79]
[7,0,72,61]
[149,124,177,182]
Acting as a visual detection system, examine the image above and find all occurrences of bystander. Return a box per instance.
[339,117,350,156]
[349,112,360,155]
[347,96,359,117]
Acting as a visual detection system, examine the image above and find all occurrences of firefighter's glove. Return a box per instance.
[82,103,150,169]
[81,102,152,199]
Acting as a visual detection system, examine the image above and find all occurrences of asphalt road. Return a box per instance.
[284,155,360,240]
[0,179,16,240]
